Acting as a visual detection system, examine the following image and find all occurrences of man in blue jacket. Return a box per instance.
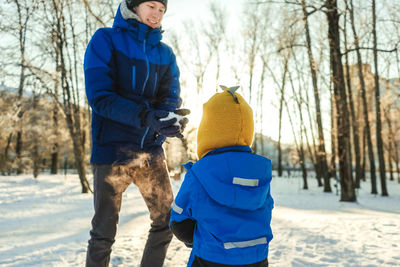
[170,87,273,267]
[84,1,188,266]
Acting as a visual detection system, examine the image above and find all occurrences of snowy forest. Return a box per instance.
[1,0,400,266]
[0,0,399,203]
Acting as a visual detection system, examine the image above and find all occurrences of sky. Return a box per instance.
[163,0,245,25]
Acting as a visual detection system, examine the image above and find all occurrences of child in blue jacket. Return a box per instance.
[170,87,274,267]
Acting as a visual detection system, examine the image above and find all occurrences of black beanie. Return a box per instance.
[126,0,168,12]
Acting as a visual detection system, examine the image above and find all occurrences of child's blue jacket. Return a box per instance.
[84,5,181,164]
[170,146,274,266]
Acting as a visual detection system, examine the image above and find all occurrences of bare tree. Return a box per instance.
[347,0,377,194]
[383,60,400,183]
[203,2,227,92]
[30,0,91,192]
[371,0,388,196]
[277,55,288,177]
[325,0,356,201]
[301,0,331,192]
[343,6,362,188]
[0,90,20,174]
[8,0,36,174]
[267,60,308,189]
[177,20,214,95]
[292,50,321,186]
[288,64,309,189]
[329,80,338,182]
[271,7,295,177]
[242,3,265,104]
[258,50,268,156]
[30,89,41,178]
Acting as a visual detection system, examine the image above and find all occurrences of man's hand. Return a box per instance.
[144,108,190,138]
[173,109,190,138]
[143,109,177,133]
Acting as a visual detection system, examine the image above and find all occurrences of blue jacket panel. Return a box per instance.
[171,146,274,266]
[84,5,181,164]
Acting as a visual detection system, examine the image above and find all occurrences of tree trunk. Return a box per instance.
[396,51,400,183]
[300,146,308,189]
[384,78,395,182]
[32,143,40,178]
[50,148,59,174]
[288,66,308,189]
[330,84,338,181]
[371,0,388,196]
[387,146,394,181]
[326,0,356,202]
[50,81,60,174]
[292,52,321,186]
[302,0,331,191]
[13,0,30,175]
[277,59,288,177]
[3,133,13,174]
[343,8,362,188]
[32,95,40,178]
[361,126,366,181]
[305,89,322,186]
[71,131,90,193]
[348,0,377,194]
[64,103,90,193]
[283,89,307,189]
[389,118,400,183]
[15,131,23,174]
[259,59,266,156]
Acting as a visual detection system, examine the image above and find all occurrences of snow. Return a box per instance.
[0,172,399,267]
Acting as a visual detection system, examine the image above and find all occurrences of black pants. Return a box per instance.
[86,150,173,267]
[192,257,268,267]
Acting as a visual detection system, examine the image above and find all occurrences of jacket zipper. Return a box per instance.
[140,31,151,149]
[141,38,150,95]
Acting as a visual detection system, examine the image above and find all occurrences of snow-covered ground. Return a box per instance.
[0,172,399,267]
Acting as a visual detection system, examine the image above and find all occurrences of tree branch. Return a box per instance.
[80,0,106,27]
[277,44,307,53]
[342,46,398,56]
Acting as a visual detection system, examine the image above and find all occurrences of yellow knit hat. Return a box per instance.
[196,86,254,159]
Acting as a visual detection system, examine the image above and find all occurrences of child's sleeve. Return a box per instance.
[170,219,195,247]
[170,171,198,246]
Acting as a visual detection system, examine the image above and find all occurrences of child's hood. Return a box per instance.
[188,146,272,211]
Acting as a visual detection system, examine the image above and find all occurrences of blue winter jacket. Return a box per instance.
[171,146,274,266]
[84,5,181,164]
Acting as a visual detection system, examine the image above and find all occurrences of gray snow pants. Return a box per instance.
[86,149,174,267]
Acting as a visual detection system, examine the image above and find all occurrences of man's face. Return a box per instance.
[134,1,165,28]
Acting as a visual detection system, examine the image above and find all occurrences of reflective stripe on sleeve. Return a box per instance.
[223,237,267,249]
[232,177,259,187]
[171,201,183,214]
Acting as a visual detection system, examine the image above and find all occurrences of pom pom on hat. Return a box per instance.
[196,86,254,159]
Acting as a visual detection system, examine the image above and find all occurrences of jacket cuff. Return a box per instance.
[170,219,195,245]
[138,107,150,127]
